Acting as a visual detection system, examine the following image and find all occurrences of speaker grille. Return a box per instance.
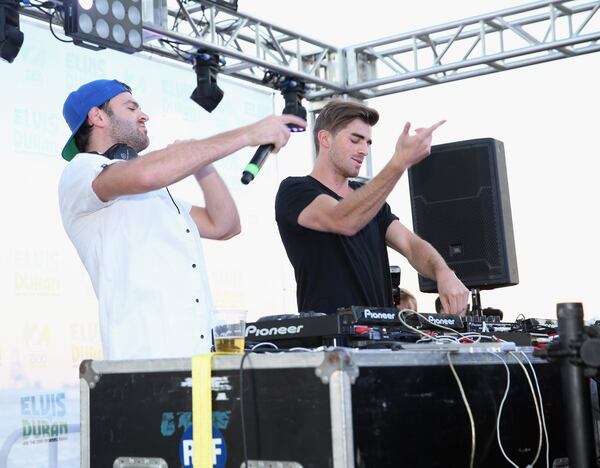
[408,138,518,292]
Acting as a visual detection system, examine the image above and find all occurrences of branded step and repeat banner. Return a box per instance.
[0,19,312,467]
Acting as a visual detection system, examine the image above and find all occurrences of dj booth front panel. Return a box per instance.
[351,356,567,467]
[80,348,575,468]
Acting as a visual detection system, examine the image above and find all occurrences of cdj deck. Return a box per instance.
[244,306,552,349]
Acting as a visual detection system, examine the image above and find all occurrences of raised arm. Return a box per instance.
[298,120,445,235]
[190,165,241,240]
[92,114,306,202]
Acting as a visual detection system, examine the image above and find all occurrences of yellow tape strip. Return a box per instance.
[192,354,213,468]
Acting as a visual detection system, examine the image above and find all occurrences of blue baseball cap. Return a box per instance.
[61,79,130,161]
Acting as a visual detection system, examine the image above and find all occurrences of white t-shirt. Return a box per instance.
[58,153,213,360]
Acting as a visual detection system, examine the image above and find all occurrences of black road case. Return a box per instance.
[80,345,579,467]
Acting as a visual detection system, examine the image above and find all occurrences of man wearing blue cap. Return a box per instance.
[58,79,305,360]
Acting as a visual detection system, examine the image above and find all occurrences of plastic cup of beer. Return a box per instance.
[212,309,247,354]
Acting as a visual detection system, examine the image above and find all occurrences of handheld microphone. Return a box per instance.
[240,124,305,185]
[241,144,274,185]
[241,77,307,185]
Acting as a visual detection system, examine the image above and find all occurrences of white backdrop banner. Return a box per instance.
[0,17,297,467]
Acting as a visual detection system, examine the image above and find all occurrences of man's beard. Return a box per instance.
[330,148,360,178]
[108,115,150,153]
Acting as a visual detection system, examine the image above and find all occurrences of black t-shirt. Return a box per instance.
[275,176,398,314]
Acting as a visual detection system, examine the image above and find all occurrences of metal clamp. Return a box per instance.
[79,360,101,389]
[315,348,359,385]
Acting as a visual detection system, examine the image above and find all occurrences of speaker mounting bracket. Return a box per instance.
[470,288,482,317]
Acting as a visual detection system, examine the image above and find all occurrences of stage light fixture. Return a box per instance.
[279,78,307,127]
[63,0,143,53]
[190,51,225,113]
[0,0,24,63]
[262,72,307,128]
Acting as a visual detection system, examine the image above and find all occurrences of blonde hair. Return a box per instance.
[399,288,418,311]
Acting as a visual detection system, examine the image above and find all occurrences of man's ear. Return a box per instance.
[317,129,331,150]
[87,106,108,128]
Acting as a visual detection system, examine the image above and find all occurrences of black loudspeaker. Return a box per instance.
[408,138,518,292]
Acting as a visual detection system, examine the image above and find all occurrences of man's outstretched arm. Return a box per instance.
[92,114,306,202]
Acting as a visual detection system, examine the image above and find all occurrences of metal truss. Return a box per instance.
[142,0,345,98]
[342,0,600,99]
[19,0,600,101]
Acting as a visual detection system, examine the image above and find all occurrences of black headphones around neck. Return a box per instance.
[103,144,138,161]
